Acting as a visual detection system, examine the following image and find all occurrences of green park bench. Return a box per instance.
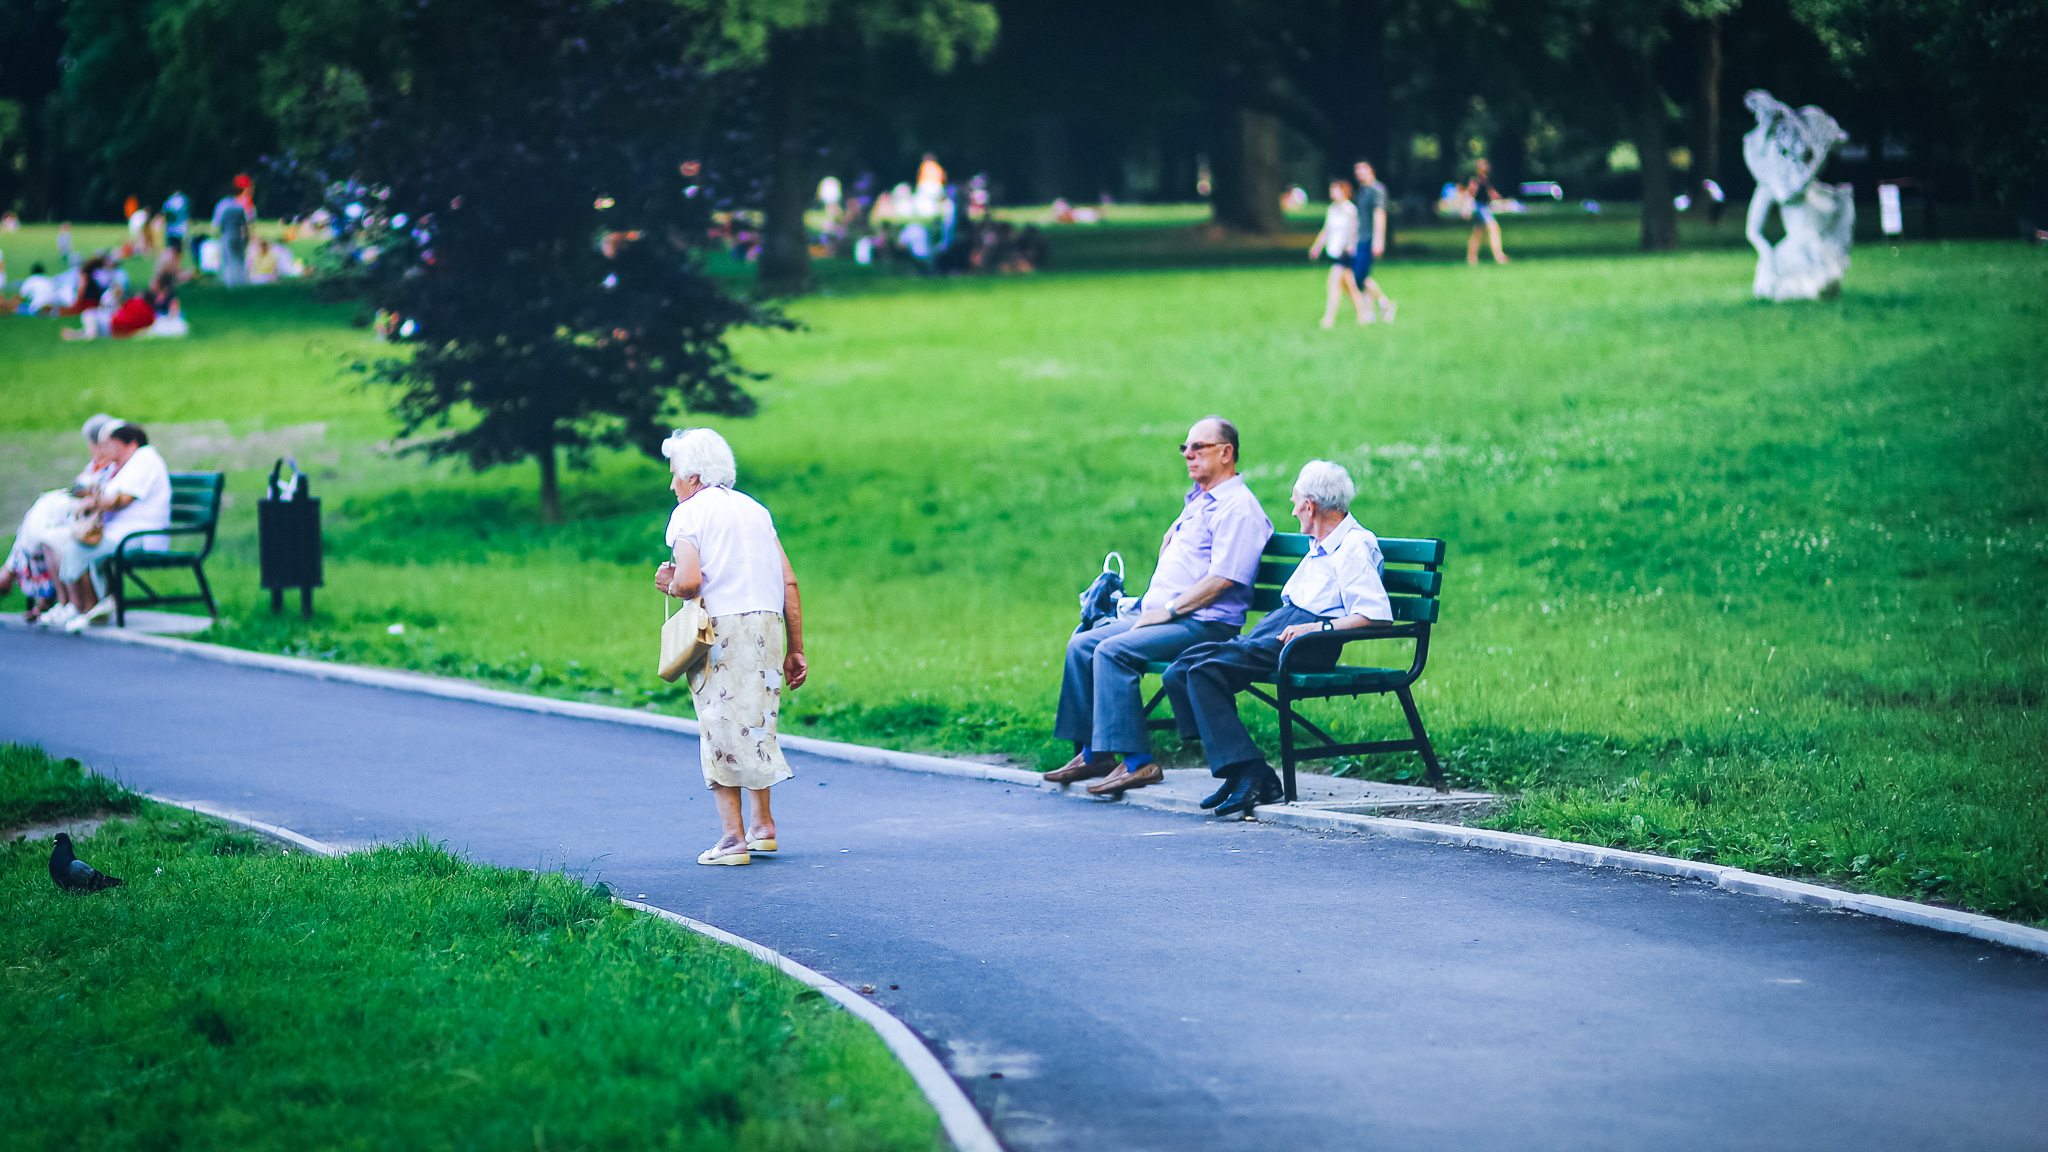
[108,472,226,628]
[1139,532,1448,802]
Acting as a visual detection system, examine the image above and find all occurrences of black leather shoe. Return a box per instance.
[1214,773,1261,818]
[1255,769,1285,806]
[1199,773,1243,810]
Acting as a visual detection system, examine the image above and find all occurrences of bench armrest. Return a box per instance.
[1277,621,1428,677]
[113,524,213,560]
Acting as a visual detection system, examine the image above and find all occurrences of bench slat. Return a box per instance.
[1382,568,1441,597]
[1379,537,1446,566]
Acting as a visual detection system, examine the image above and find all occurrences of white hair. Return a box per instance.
[82,413,121,443]
[1292,459,1355,513]
[661,427,737,488]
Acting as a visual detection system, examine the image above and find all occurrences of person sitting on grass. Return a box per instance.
[39,423,171,632]
[55,254,109,317]
[1,415,121,621]
[1160,460,1392,817]
[1045,416,1273,797]
[8,262,59,315]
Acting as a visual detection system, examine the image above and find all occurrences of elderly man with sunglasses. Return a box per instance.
[1047,415,1273,796]
[1161,459,1391,816]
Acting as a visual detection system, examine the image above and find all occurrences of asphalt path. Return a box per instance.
[6,626,2046,1151]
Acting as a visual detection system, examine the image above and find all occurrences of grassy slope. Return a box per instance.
[0,745,939,1150]
[2,225,2043,922]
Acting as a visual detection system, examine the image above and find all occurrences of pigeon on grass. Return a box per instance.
[50,832,124,892]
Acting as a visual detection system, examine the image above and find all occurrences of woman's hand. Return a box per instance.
[783,650,808,689]
[654,562,676,596]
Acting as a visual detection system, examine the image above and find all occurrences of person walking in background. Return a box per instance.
[212,186,250,287]
[1351,160,1397,322]
[163,191,190,248]
[1046,416,1273,796]
[1464,158,1509,266]
[654,428,808,867]
[1308,180,1361,329]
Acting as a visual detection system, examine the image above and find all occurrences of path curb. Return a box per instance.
[40,621,2047,959]
[148,797,1002,1152]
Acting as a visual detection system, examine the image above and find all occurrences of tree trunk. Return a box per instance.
[1210,105,1284,234]
[756,31,816,296]
[1634,47,1679,251]
[1697,15,1724,221]
[537,444,562,524]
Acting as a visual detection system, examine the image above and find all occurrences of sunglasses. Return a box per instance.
[1179,441,1227,454]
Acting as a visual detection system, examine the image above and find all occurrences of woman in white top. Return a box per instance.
[42,422,171,631]
[654,428,809,867]
[1308,179,1362,329]
[2,414,119,620]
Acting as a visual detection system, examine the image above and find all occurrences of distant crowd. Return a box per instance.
[0,174,318,342]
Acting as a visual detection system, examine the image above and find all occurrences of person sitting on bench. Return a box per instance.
[1045,415,1273,797]
[1161,459,1391,817]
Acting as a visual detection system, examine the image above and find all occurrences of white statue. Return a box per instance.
[1743,90,1855,301]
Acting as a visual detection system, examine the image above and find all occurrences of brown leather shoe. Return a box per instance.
[1045,753,1117,784]
[1086,761,1164,796]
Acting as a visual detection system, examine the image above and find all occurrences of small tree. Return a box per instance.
[328,0,779,521]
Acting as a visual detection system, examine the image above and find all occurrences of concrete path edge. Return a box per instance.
[31,620,2047,959]
[148,797,1002,1152]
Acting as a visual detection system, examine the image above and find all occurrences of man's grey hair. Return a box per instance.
[661,427,738,488]
[82,413,120,443]
[1292,459,1355,513]
[1198,415,1241,462]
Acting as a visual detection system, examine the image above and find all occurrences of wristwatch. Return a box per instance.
[1320,619,1335,632]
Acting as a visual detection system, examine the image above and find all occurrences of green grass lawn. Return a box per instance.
[0,745,941,1149]
[3,222,2044,925]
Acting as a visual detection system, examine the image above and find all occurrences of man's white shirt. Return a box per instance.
[1280,515,1391,621]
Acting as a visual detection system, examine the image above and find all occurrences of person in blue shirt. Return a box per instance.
[163,191,190,244]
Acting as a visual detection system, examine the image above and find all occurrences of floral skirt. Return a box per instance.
[689,611,794,790]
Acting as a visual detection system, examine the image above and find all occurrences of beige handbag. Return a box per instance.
[659,594,714,683]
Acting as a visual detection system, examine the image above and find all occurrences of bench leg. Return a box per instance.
[193,563,218,619]
[1276,692,1298,803]
[111,563,125,628]
[1394,686,1448,793]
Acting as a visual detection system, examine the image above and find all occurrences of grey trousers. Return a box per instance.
[1161,605,1334,776]
[1053,615,1238,756]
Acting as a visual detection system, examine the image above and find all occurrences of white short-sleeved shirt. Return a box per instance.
[101,445,171,548]
[1139,475,1273,625]
[665,485,785,618]
[1320,201,1359,257]
[1281,516,1391,621]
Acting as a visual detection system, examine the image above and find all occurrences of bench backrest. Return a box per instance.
[1251,532,1444,624]
[169,473,226,529]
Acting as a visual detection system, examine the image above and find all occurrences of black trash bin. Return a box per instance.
[258,458,323,619]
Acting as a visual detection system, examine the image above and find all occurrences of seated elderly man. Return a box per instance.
[1047,415,1273,796]
[1161,459,1391,817]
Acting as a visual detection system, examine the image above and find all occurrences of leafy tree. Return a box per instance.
[335,0,779,522]
[1791,0,2048,210]
[676,0,997,293]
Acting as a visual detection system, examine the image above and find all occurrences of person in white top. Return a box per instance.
[3,414,120,621]
[1308,179,1363,329]
[1161,460,1392,816]
[653,427,808,867]
[43,423,172,631]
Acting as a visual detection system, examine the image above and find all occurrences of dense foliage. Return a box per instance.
[322,0,780,519]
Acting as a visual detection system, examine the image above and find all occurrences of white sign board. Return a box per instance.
[1879,183,1904,236]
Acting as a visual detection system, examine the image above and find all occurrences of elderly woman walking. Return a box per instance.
[654,428,808,866]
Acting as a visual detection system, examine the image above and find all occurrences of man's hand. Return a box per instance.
[1133,607,1173,628]
[1278,622,1322,645]
[783,651,808,689]
[655,562,677,596]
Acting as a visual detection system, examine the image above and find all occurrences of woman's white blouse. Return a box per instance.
[665,486,786,618]
[1321,201,1359,256]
